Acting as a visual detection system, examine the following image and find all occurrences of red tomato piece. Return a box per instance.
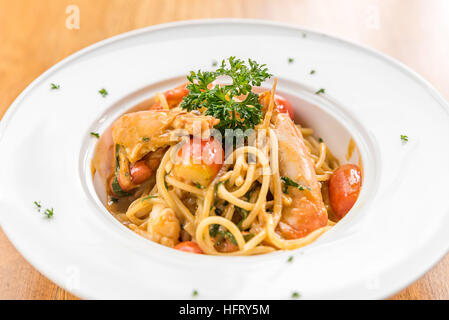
[174,241,203,254]
[164,83,189,107]
[329,164,362,220]
[130,160,153,185]
[174,137,224,187]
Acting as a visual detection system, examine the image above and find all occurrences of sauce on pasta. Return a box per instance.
[91,59,362,255]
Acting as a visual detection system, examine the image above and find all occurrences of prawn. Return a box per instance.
[274,113,328,239]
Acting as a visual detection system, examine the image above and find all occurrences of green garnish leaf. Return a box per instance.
[315,88,325,95]
[281,176,311,194]
[192,290,198,297]
[236,207,249,229]
[400,134,408,142]
[44,208,54,219]
[142,137,150,142]
[208,224,237,245]
[141,195,156,202]
[287,256,294,263]
[318,137,323,143]
[291,291,301,299]
[243,233,255,242]
[90,132,100,138]
[112,144,131,197]
[310,70,316,75]
[209,224,220,237]
[194,182,203,189]
[50,83,60,90]
[34,201,54,218]
[111,176,130,197]
[34,201,41,211]
[98,88,108,97]
[288,57,294,64]
[180,57,272,132]
[225,231,237,245]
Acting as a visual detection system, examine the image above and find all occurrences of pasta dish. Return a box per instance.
[91,57,362,255]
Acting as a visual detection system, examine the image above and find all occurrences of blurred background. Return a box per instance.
[1,0,448,299]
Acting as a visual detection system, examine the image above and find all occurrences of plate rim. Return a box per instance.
[1,18,449,300]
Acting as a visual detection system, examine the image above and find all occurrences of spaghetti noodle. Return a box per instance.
[92,60,362,256]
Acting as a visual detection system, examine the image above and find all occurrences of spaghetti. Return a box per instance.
[92,60,362,256]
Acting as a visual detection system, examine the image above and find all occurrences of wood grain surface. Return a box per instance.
[1,0,448,300]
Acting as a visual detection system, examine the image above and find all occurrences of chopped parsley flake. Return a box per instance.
[142,137,150,142]
[141,195,156,202]
[34,201,54,218]
[212,60,218,67]
[281,176,311,194]
[291,291,301,299]
[310,70,316,75]
[34,201,41,212]
[192,290,198,297]
[243,233,255,242]
[288,57,294,64]
[315,88,325,95]
[194,182,203,189]
[90,132,100,138]
[44,208,54,219]
[318,137,323,143]
[400,134,408,142]
[287,256,294,263]
[98,88,108,97]
[209,224,237,245]
[50,83,60,90]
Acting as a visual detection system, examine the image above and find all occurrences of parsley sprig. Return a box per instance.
[180,57,272,132]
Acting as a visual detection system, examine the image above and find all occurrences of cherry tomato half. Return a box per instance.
[174,241,203,254]
[130,160,153,185]
[164,83,189,107]
[174,138,224,187]
[329,164,362,220]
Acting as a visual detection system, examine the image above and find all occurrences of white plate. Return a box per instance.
[1,19,449,300]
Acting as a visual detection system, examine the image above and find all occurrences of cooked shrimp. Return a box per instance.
[146,203,181,247]
[112,108,219,163]
[274,113,328,239]
[129,202,181,248]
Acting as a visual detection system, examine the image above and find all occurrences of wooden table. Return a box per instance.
[1,0,448,300]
